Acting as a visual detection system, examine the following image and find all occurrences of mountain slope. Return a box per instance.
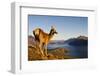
[66,36,88,46]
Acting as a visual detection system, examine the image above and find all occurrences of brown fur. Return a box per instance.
[33,26,58,56]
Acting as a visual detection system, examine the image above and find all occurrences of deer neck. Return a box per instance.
[49,29,54,40]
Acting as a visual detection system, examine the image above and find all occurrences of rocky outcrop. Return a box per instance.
[28,35,87,60]
[28,45,71,60]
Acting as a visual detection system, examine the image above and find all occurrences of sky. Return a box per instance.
[28,15,88,40]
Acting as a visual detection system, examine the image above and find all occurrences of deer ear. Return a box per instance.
[51,26,54,29]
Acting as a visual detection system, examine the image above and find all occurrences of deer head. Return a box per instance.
[49,26,58,35]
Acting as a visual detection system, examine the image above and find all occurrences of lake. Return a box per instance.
[48,43,88,58]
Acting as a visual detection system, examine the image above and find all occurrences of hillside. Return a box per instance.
[28,35,88,60]
[28,44,73,60]
[65,36,88,46]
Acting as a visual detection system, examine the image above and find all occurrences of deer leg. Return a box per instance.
[39,43,45,56]
[35,40,39,49]
[44,44,48,56]
[42,43,45,54]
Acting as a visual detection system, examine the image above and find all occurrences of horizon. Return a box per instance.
[28,35,88,41]
[28,15,88,40]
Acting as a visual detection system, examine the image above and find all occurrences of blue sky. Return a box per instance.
[28,15,88,40]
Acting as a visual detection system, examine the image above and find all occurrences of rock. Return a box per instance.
[47,53,57,60]
[28,45,48,60]
[49,48,65,59]
[28,44,72,60]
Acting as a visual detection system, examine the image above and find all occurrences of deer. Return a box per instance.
[33,26,58,57]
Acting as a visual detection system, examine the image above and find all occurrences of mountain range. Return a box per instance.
[28,35,88,46]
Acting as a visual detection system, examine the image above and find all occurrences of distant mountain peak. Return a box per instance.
[77,36,88,40]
